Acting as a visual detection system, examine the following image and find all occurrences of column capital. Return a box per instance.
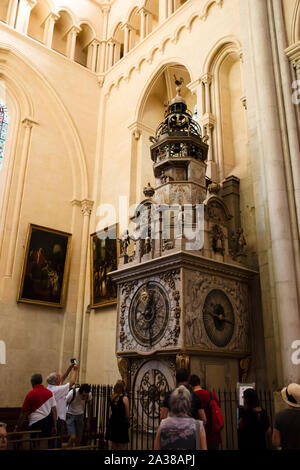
[128,122,142,140]
[128,120,155,137]
[26,0,37,9]
[292,58,300,70]
[122,22,135,32]
[81,199,94,216]
[67,25,81,36]
[97,73,105,87]
[201,113,215,127]
[100,5,111,15]
[137,7,152,16]
[43,10,60,24]
[201,73,213,85]
[238,48,244,63]
[240,95,247,110]
[186,78,202,94]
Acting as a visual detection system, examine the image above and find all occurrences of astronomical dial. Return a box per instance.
[129,281,169,347]
[203,289,235,347]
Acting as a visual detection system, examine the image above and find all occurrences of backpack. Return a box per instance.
[207,392,224,434]
[67,387,77,406]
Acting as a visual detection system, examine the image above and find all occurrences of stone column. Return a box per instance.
[187,78,204,122]
[106,40,114,69]
[66,25,81,61]
[139,8,146,40]
[98,40,107,73]
[7,0,19,27]
[5,118,38,277]
[101,5,110,40]
[203,120,217,181]
[159,0,168,22]
[271,0,300,298]
[87,39,99,71]
[113,40,121,64]
[73,199,93,366]
[202,73,212,114]
[247,0,300,385]
[123,24,130,55]
[15,0,37,34]
[42,11,60,48]
[167,0,174,17]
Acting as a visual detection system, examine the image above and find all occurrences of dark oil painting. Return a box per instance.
[90,224,118,308]
[18,224,71,307]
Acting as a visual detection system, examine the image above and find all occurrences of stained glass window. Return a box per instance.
[0,105,8,171]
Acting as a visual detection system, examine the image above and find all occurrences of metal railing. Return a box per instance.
[87,385,275,450]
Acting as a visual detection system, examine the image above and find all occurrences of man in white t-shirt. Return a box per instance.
[66,384,92,447]
[46,362,78,445]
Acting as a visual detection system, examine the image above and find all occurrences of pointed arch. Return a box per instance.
[0,44,88,201]
[75,22,95,67]
[52,8,78,56]
[202,37,246,181]
[136,59,194,123]
[27,0,52,44]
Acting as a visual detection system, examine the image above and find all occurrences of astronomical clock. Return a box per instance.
[110,79,257,428]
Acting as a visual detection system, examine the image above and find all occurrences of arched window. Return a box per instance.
[0,105,8,172]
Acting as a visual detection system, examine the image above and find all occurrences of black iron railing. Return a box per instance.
[87,386,275,450]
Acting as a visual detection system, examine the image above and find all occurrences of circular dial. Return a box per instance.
[203,289,235,347]
[129,281,169,347]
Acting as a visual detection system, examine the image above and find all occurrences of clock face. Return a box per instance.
[203,289,235,347]
[129,281,170,347]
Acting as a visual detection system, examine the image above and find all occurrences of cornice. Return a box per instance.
[109,251,258,284]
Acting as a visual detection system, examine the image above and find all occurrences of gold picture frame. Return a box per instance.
[17,224,72,308]
[90,223,119,308]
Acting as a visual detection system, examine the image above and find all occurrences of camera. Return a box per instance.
[70,358,78,364]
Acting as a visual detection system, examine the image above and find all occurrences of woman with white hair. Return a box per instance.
[154,385,207,450]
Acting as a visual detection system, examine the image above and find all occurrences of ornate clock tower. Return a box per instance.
[110,80,257,427]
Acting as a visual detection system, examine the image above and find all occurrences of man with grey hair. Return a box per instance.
[0,422,7,451]
[47,362,79,445]
[15,374,57,438]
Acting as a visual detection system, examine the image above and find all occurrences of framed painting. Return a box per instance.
[17,224,72,308]
[90,224,118,308]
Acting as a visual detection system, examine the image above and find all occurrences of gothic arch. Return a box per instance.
[0,44,88,202]
[127,6,141,49]
[131,60,194,203]
[111,22,125,64]
[52,8,78,56]
[136,59,194,123]
[126,3,140,23]
[75,21,96,67]
[203,36,242,73]
[201,37,245,181]
[27,0,52,44]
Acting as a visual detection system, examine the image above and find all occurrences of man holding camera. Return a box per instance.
[46,360,79,445]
